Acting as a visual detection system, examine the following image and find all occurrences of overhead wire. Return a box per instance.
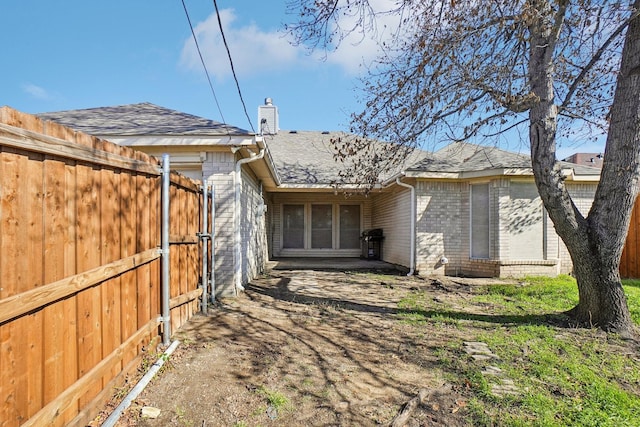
[212,0,256,133]
[180,0,231,137]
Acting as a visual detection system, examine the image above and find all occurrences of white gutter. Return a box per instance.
[396,176,416,276]
[234,148,265,294]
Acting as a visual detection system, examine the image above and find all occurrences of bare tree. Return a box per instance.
[286,0,640,334]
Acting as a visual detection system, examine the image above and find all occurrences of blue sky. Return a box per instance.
[1,0,604,158]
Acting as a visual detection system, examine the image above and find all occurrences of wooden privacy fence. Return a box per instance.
[621,197,640,278]
[0,107,204,426]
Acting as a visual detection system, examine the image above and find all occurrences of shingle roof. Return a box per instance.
[37,102,250,136]
[263,131,340,185]
[407,141,601,177]
[408,142,532,173]
[264,130,429,185]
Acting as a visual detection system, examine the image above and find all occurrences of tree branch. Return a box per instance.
[561,10,639,110]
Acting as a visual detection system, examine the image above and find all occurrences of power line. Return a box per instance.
[180,0,231,136]
[212,0,255,133]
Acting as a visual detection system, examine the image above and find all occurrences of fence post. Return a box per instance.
[161,154,171,346]
[210,186,216,303]
[200,181,209,313]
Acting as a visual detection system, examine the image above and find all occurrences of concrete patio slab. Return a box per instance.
[267,257,405,272]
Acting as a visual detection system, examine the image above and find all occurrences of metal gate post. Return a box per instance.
[161,154,171,346]
[210,186,216,303]
[199,181,209,313]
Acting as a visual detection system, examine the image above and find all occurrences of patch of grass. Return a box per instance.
[174,405,194,427]
[399,275,640,426]
[251,405,266,417]
[397,291,432,325]
[476,274,579,313]
[477,325,640,426]
[622,279,640,325]
[257,386,290,410]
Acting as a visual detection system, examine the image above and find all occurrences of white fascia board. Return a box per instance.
[406,168,539,180]
[103,135,256,147]
[460,168,533,178]
[568,175,600,182]
[260,145,281,186]
[403,170,461,179]
[274,183,364,192]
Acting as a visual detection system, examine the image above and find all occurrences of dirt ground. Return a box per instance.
[102,268,510,426]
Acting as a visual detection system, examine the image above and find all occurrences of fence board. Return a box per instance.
[42,156,66,413]
[631,200,638,277]
[136,174,152,337]
[0,249,159,324]
[1,148,22,300]
[75,163,103,407]
[179,187,188,327]
[62,160,79,424]
[1,320,20,423]
[120,172,137,366]
[169,184,180,333]
[0,123,160,176]
[190,187,200,314]
[623,205,634,277]
[622,198,640,278]
[25,149,44,419]
[0,147,21,424]
[149,176,161,336]
[170,288,203,309]
[102,167,123,383]
[22,319,160,427]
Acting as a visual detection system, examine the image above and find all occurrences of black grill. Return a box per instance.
[361,229,384,260]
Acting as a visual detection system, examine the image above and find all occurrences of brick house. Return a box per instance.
[39,101,602,296]
[562,152,604,169]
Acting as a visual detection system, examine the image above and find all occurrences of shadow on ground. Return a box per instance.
[109,270,557,426]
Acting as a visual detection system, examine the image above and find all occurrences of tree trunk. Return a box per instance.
[529,0,640,334]
[568,246,632,331]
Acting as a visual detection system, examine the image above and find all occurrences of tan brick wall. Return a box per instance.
[203,152,236,296]
[556,182,598,274]
[415,180,465,275]
[240,167,268,286]
[414,177,597,279]
[371,187,411,267]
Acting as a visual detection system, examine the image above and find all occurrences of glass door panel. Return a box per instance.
[311,204,333,248]
[283,204,304,248]
[339,205,360,249]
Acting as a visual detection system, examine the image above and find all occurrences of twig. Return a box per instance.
[390,383,452,427]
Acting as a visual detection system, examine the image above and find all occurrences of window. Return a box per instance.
[280,202,362,251]
[311,204,333,248]
[282,204,304,248]
[339,205,361,249]
[471,184,490,258]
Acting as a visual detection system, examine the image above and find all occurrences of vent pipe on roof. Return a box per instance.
[258,97,279,136]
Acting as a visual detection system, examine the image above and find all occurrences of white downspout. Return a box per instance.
[234,148,265,294]
[396,176,416,276]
